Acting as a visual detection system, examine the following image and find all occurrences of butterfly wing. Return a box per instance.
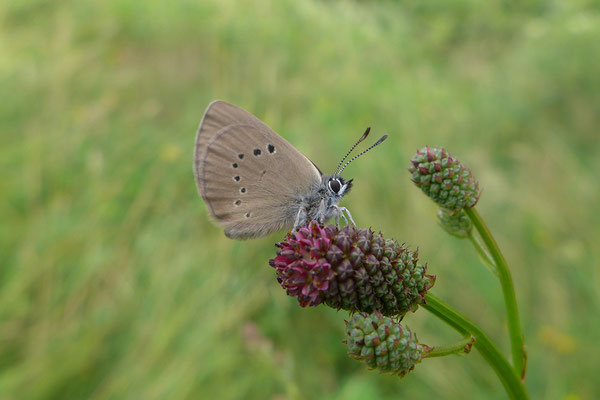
[194,100,322,239]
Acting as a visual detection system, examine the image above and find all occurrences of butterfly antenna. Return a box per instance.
[334,127,371,176]
[337,134,388,176]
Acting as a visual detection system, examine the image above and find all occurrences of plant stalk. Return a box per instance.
[423,294,529,400]
[467,233,498,276]
[425,335,475,358]
[465,207,526,379]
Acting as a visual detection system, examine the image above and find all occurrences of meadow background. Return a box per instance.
[1,0,599,398]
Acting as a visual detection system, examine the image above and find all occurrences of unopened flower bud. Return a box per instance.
[345,311,430,376]
[437,208,472,238]
[409,146,480,211]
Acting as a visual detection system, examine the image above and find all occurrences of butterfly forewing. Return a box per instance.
[194,101,322,239]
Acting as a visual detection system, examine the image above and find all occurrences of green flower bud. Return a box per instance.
[345,312,430,376]
[409,146,480,211]
[437,208,473,238]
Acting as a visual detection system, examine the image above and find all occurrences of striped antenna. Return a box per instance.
[336,134,388,176]
[334,127,371,176]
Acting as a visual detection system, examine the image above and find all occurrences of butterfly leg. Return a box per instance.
[329,207,341,228]
[317,199,328,224]
[330,205,349,226]
[335,206,356,227]
[293,207,307,231]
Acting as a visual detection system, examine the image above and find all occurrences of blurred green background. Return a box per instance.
[1,0,599,398]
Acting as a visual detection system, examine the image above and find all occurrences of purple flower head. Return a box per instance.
[269,221,436,317]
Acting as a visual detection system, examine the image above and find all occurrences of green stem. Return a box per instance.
[425,335,475,358]
[467,233,498,276]
[423,294,529,400]
[465,207,526,379]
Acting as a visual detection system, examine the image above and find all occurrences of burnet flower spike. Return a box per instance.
[344,311,430,377]
[409,146,481,212]
[269,221,435,317]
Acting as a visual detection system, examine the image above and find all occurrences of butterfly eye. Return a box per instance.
[328,179,342,194]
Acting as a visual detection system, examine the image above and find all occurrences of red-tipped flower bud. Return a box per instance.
[409,146,480,211]
[269,221,435,317]
[345,311,429,376]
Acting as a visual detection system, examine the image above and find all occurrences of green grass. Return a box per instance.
[1,0,599,398]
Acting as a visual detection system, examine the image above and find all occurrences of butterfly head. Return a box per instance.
[327,176,353,199]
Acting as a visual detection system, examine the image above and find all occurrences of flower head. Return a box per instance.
[409,146,480,211]
[345,311,430,376]
[269,221,435,317]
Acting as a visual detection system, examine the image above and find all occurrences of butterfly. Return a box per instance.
[193,100,387,239]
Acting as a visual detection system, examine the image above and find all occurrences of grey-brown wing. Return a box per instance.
[194,101,322,239]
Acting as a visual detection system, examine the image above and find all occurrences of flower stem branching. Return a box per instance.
[424,335,475,358]
[467,232,498,276]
